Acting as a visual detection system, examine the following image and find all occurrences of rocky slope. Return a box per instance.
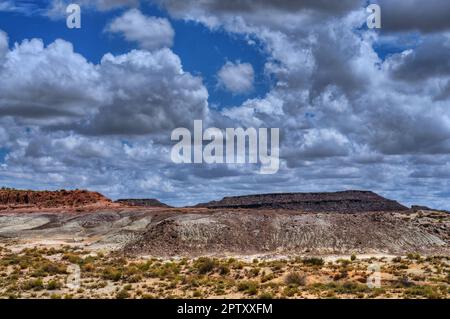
[0,189,447,258]
[124,209,449,256]
[0,207,447,257]
[0,189,113,210]
[197,190,408,212]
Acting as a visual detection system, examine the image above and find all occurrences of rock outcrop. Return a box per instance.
[196,190,408,212]
[115,199,171,208]
[0,189,112,210]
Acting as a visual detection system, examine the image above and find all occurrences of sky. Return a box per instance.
[0,0,450,208]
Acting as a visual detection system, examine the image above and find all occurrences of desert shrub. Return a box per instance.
[82,263,95,272]
[405,286,442,299]
[62,253,83,265]
[136,261,151,272]
[22,278,44,291]
[249,268,260,277]
[46,280,63,290]
[351,254,357,261]
[218,264,230,275]
[261,274,275,283]
[283,287,298,297]
[258,292,274,299]
[397,276,415,288]
[194,257,216,274]
[392,256,402,263]
[269,261,285,271]
[237,281,259,295]
[302,257,324,267]
[116,289,130,299]
[102,266,122,281]
[407,253,421,261]
[334,282,370,294]
[126,274,142,283]
[333,271,348,281]
[284,272,307,286]
[36,262,67,276]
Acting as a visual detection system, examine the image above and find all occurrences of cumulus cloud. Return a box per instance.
[0,28,206,136]
[2,1,450,208]
[0,38,104,126]
[78,48,208,135]
[106,9,174,50]
[378,0,450,33]
[158,0,362,17]
[96,0,138,10]
[151,0,450,208]
[386,36,450,81]
[0,29,8,59]
[217,61,254,94]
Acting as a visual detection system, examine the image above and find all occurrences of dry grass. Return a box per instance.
[0,245,448,299]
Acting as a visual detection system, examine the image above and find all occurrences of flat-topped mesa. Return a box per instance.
[115,199,171,208]
[0,189,112,209]
[197,190,409,213]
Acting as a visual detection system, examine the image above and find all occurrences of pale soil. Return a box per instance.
[1,208,448,258]
[0,208,448,299]
[0,244,448,299]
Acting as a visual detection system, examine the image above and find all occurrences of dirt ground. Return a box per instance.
[0,244,448,299]
[0,207,448,299]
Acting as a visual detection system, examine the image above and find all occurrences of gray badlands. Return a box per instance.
[0,189,448,258]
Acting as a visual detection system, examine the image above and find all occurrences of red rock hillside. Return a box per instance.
[0,189,112,210]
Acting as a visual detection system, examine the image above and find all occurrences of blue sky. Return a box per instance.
[0,1,272,108]
[0,0,450,209]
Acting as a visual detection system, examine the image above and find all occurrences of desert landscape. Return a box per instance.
[0,188,448,299]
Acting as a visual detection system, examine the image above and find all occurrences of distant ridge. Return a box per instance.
[115,199,171,208]
[196,190,408,212]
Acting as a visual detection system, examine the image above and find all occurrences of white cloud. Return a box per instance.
[2,2,450,208]
[79,48,209,135]
[106,9,174,50]
[95,0,138,11]
[217,61,254,94]
[0,29,8,59]
[0,37,104,126]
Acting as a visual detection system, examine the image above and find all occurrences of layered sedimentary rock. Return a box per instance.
[115,199,171,208]
[0,189,111,209]
[197,191,408,212]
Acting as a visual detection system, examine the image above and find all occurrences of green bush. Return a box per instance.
[47,280,63,290]
[258,292,274,299]
[116,289,130,299]
[102,266,122,281]
[218,264,230,275]
[237,281,258,295]
[194,258,216,274]
[302,257,324,267]
[22,278,44,291]
[62,253,83,265]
